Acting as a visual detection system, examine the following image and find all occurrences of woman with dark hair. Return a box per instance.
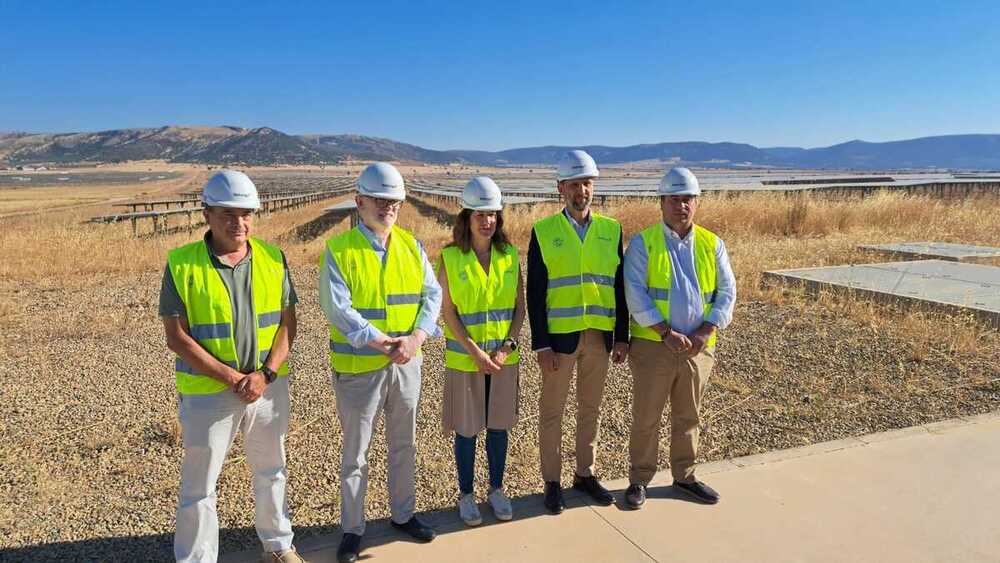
[437,176,525,526]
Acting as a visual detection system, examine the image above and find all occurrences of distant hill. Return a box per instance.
[181,127,334,164]
[2,126,999,170]
[0,126,339,165]
[765,135,1000,170]
[471,142,776,167]
[300,134,458,164]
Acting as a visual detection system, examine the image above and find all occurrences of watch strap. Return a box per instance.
[261,366,277,384]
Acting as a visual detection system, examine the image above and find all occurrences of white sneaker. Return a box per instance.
[488,488,513,521]
[458,493,482,526]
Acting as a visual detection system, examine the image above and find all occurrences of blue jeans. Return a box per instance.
[455,429,508,495]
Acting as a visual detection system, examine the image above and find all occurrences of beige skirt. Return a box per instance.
[441,365,519,437]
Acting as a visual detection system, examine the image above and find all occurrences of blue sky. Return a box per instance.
[1,0,998,151]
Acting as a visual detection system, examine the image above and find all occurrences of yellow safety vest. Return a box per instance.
[441,243,521,372]
[326,225,424,374]
[533,211,621,334]
[168,237,289,395]
[630,223,719,348]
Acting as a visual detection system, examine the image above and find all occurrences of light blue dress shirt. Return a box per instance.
[624,222,736,336]
[319,220,443,348]
[563,208,591,241]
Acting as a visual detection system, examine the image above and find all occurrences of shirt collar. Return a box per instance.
[563,207,592,228]
[661,221,694,242]
[357,219,389,251]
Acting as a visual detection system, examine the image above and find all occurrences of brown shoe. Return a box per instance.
[262,545,307,563]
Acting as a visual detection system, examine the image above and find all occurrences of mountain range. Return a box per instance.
[2,126,999,170]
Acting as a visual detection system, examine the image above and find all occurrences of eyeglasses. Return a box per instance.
[364,196,403,210]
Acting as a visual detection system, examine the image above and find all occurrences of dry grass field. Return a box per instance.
[1,166,997,561]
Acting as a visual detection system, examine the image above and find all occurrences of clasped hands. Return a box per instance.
[232,371,266,403]
[662,324,715,357]
[368,330,428,364]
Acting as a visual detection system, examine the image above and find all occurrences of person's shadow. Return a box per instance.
[1,484,707,562]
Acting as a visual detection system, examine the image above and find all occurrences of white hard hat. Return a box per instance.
[659,167,701,196]
[461,176,503,211]
[357,162,406,201]
[557,150,600,181]
[202,170,260,209]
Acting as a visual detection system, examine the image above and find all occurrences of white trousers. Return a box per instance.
[333,357,422,536]
[174,378,293,563]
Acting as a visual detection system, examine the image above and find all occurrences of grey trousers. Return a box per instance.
[332,356,422,536]
[175,378,292,563]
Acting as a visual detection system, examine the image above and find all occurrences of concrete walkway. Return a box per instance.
[224,412,1000,563]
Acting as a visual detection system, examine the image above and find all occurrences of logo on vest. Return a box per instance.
[553,237,564,247]
[459,271,469,281]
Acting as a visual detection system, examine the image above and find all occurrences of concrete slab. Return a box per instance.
[224,494,654,563]
[859,242,1000,263]
[223,414,1000,563]
[764,260,1000,326]
[730,437,865,467]
[220,413,1000,563]
[855,425,930,444]
[590,415,1000,563]
[922,417,973,434]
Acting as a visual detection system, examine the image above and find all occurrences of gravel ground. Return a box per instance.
[1,267,997,562]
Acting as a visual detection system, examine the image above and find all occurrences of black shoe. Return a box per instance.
[573,474,614,506]
[337,532,361,563]
[543,481,566,514]
[624,483,646,510]
[674,480,720,504]
[391,515,436,542]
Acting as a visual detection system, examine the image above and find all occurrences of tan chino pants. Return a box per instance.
[538,329,610,483]
[628,338,715,485]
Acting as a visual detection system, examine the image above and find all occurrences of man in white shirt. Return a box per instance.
[622,167,736,509]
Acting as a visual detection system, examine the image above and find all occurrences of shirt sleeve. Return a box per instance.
[624,233,665,328]
[706,238,736,330]
[158,264,186,318]
[280,251,298,308]
[413,241,443,337]
[318,246,386,348]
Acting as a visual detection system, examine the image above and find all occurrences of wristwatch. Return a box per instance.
[502,338,519,352]
[261,366,277,384]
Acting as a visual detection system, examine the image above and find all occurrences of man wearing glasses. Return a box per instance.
[319,162,442,563]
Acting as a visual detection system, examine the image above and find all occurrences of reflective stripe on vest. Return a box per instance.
[533,211,621,334]
[168,237,289,395]
[629,223,719,347]
[326,225,424,374]
[441,243,520,372]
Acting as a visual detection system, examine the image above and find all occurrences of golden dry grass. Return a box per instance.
[2,188,996,354]
[4,188,998,287]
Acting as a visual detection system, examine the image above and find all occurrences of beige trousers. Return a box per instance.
[538,329,610,482]
[628,339,715,485]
